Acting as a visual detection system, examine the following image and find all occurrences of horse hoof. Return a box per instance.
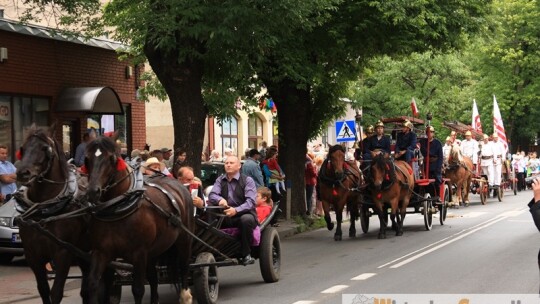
[334,234,342,241]
[378,234,386,239]
[349,231,356,238]
[396,231,403,236]
[327,223,334,231]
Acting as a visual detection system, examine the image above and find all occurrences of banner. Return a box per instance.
[410,97,419,117]
[472,99,482,133]
[493,95,508,151]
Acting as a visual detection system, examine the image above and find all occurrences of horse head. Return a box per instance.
[370,153,394,190]
[16,123,67,185]
[327,144,347,180]
[85,132,127,203]
[449,143,463,165]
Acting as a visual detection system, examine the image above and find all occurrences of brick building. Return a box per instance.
[0,18,144,160]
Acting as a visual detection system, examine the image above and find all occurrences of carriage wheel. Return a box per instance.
[259,227,281,283]
[439,185,449,226]
[360,205,370,233]
[497,185,503,202]
[193,252,219,304]
[479,178,487,205]
[423,193,433,231]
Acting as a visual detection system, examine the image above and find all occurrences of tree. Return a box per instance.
[472,0,540,152]
[18,0,491,217]
[352,51,477,137]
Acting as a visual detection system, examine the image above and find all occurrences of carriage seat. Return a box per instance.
[220,226,261,246]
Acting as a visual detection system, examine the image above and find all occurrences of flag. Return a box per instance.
[472,99,483,133]
[493,95,508,151]
[410,97,419,117]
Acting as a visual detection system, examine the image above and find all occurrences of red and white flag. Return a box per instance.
[472,99,483,133]
[411,97,419,117]
[493,95,508,150]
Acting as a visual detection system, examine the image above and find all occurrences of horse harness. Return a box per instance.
[318,159,364,192]
[376,160,411,191]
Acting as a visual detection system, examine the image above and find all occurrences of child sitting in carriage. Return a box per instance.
[256,187,273,223]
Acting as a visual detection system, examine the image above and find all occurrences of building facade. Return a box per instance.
[0,17,144,160]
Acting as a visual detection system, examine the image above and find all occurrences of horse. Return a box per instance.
[444,144,473,207]
[15,124,91,304]
[83,133,194,304]
[318,144,363,241]
[369,153,414,239]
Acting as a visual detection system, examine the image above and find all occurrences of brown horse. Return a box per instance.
[369,153,414,239]
[15,124,90,304]
[444,144,473,206]
[318,144,363,241]
[84,134,193,304]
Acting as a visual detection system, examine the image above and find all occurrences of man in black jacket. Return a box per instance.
[528,178,540,293]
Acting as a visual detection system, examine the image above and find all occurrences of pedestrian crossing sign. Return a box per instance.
[335,120,356,142]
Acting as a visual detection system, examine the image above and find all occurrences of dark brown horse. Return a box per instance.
[369,153,414,239]
[318,144,363,241]
[15,124,90,304]
[84,134,194,304]
[444,144,473,206]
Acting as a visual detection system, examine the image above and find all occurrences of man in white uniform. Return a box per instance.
[491,133,507,195]
[461,131,479,170]
[442,136,453,165]
[479,134,495,194]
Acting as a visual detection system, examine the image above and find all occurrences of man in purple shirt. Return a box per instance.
[208,156,257,265]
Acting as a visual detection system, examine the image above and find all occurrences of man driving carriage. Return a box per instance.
[208,156,258,265]
[461,130,479,170]
[419,126,444,198]
[354,125,374,161]
[362,120,391,161]
[395,120,417,163]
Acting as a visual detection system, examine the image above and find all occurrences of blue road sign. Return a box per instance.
[335,120,356,142]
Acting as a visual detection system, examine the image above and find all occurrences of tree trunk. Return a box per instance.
[144,44,208,176]
[267,82,312,218]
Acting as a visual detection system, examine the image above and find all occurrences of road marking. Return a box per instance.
[292,301,317,304]
[498,210,526,217]
[321,285,348,294]
[378,215,509,269]
[351,273,376,280]
[461,211,487,218]
[389,216,507,268]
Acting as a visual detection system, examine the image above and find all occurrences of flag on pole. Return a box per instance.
[472,99,483,133]
[411,98,419,117]
[493,95,508,150]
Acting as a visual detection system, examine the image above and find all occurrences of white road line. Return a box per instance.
[461,211,487,218]
[377,215,505,269]
[389,216,507,268]
[321,285,348,294]
[292,301,317,304]
[498,210,526,217]
[351,273,376,280]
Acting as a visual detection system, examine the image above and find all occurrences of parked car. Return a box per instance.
[200,161,245,197]
[0,199,23,263]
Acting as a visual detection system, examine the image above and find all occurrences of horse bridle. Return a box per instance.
[92,155,133,200]
[20,134,65,186]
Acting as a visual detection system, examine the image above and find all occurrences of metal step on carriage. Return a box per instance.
[358,116,451,233]
[109,202,282,304]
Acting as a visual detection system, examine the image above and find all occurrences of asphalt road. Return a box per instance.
[1,188,538,304]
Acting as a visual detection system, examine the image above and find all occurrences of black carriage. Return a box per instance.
[358,116,450,233]
[109,202,282,304]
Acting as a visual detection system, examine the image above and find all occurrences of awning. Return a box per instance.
[55,87,124,115]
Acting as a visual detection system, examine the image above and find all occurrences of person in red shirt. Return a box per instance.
[256,187,273,223]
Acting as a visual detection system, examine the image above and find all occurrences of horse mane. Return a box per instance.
[372,153,396,181]
[87,135,120,157]
[449,144,463,164]
[26,126,68,175]
[327,144,345,159]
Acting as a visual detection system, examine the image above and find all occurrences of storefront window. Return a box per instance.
[221,117,238,156]
[248,115,263,149]
[11,96,49,158]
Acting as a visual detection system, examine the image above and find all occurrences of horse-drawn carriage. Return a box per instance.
[13,126,280,304]
[318,116,450,241]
